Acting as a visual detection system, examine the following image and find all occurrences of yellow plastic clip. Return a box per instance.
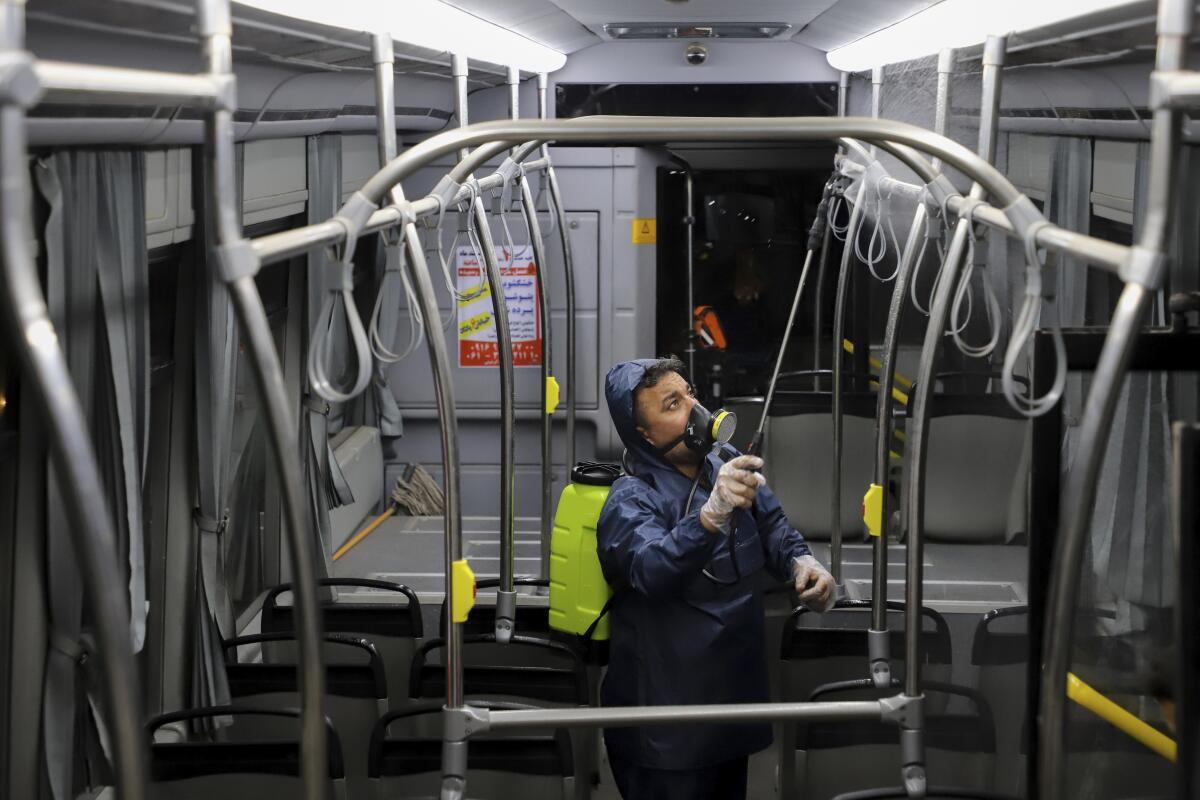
[450,559,476,624]
[545,375,561,415]
[862,483,884,538]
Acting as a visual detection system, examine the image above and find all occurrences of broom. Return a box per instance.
[332,463,444,561]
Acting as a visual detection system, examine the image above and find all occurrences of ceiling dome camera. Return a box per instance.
[685,42,708,66]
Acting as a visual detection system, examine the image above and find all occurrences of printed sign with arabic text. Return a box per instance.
[456,244,542,368]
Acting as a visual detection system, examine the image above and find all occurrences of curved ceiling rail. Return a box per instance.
[255,111,1154,800]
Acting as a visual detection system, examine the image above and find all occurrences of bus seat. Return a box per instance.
[780,600,954,703]
[764,393,878,541]
[147,706,345,800]
[224,632,387,798]
[778,600,954,799]
[369,699,575,800]
[798,680,996,799]
[922,398,1030,544]
[261,577,423,710]
[408,634,591,799]
[970,606,1029,794]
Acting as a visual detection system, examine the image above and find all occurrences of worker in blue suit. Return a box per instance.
[597,356,837,800]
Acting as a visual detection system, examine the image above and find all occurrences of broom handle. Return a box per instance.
[332,505,397,562]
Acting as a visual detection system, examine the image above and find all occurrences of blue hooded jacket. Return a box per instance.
[597,359,813,770]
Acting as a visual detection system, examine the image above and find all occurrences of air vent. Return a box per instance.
[603,22,789,40]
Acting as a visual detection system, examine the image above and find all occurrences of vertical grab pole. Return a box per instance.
[1039,1,1190,796]
[491,64,520,640]
[814,71,851,389]
[540,72,578,472]
[0,3,149,799]
[933,48,952,159]
[866,47,954,690]
[438,52,470,796]
[830,68,883,584]
[196,2,328,799]
[869,66,884,157]
[371,33,398,182]
[507,66,520,132]
[829,178,869,585]
[523,170,556,580]
[508,70,556,583]
[684,170,697,385]
[901,35,1006,799]
[452,52,469,162]
[811,201,835,391]
[397,212,466,796]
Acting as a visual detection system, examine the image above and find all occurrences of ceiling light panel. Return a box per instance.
[235,0,568,73]
[603,22,791,40]
[826,0,1145,71]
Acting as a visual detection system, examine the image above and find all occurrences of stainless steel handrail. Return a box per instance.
[197,1,328,797]
[0,4,149,798]
[1039,1,1192,795]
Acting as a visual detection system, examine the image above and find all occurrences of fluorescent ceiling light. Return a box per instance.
[236,0,567,74]
[826,0,1143,72]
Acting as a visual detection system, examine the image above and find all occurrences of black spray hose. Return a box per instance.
[746,180,834,458]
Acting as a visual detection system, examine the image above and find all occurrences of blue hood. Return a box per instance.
[604,359,676,474]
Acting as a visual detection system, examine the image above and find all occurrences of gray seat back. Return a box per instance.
[766,412,876,541]
[922,413,1029,544]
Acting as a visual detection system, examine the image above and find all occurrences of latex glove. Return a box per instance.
[793,554,836,611]
[699,455,765,533]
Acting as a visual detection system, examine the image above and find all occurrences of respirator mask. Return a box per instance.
[658,401,737,457]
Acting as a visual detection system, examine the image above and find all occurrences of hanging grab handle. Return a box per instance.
[1001,219,1066,417]
[308,249,374,404]
[307,199,376,403]
[369,220,425,364]
[948,199,1002,359]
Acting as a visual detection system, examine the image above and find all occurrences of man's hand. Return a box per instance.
[699,455,765,533]
[793,554,836,611]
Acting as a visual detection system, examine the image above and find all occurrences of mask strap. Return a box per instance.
[656,431,688,457]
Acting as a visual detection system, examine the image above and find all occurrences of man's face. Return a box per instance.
[634,371,700,467]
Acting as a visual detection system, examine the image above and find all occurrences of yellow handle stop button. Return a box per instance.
[450,559,476,624]
[545,375,561,415]
[862,483,884,538]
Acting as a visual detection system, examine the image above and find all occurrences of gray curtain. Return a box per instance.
[34,150,150,799]
[188,144,245,727]
[1042,138,1175,633]
[304,134,353,575]
[1084,140,1174,616]
[1045,138,1093,439]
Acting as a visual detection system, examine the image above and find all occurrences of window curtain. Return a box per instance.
[304,134,353,575]
[1039,137,1175,689]
[188,143,246,730]
[1083,140,1174,621]
[33,150,150,799]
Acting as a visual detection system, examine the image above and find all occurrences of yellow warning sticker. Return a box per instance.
[632,218,657,244]
[456,282,490,307]
[458,310,493,337]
